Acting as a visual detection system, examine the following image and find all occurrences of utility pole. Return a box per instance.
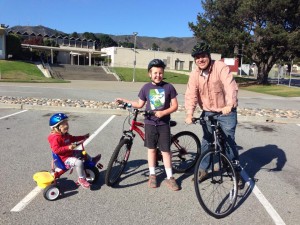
[132,32,138,82]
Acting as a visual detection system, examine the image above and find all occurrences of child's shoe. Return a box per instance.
[77,177,91,189]
[165,177,180,191]
[148,175,157,188]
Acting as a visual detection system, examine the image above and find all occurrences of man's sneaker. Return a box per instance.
[165,177,180,191]
[77,177,91,189]
[214,162,220,172]
[148,175,157,188]
[192,170,207,182]
[237,173,244,189]
[92,154,101,164]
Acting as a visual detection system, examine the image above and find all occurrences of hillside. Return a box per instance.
[8,25,197,54]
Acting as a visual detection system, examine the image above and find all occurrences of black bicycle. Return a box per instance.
[105,102,201,187]
[193,112,240,218]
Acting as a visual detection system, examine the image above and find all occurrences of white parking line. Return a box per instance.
[11,187,42,212]
[0,110,28,120]
[10,115,116,212]
[241,169,286,225]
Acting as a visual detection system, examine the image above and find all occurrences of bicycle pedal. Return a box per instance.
[97,163,103,169]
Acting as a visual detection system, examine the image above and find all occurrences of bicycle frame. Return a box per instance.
[126,108,145,141]
[196,113,231,159]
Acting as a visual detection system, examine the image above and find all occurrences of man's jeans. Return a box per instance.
[200,109,239,161]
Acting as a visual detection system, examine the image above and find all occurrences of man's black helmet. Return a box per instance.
[148,59,166,71]
[191,41,211,57]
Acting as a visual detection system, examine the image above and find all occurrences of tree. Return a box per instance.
[6,34,22,59]
[82,32,97,40]
[165,47,176,52]
[151,43,160,51]
[189,0,300,84]
[97,34,118,48]
[70,32,79,38]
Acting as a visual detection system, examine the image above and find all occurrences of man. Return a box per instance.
[185,41,240,166]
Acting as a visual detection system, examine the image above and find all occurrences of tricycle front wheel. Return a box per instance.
[85,167,99,184]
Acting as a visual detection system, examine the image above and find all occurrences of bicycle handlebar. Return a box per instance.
[192,112,223,123]
[117,100,154,117]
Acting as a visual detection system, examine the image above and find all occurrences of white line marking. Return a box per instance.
[0,110,28,120]
[297,124,300,127]
[11,186,42,212]
[0,90,40,93]
[10,115,116,212]
[83,115,116,146]
[241,169,286,225]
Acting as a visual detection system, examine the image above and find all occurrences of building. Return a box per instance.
[101,47,221,71]
[0,26,6,59]
[4,28,223,71]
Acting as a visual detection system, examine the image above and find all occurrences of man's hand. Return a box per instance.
[221,106,232,115]
[185,114,193,124]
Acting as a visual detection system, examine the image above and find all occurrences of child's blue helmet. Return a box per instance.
[49,113,68,128]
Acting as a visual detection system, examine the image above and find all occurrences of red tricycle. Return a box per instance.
[33,141,102,201]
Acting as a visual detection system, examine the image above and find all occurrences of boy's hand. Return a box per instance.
[154,111,164,118]
[115,98,124,104]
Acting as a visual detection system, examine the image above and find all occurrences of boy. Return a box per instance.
[116,59,180,191]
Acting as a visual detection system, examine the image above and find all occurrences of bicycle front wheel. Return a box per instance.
[105,138,132,187]
[194,150,238,218]
[171,131,201,173]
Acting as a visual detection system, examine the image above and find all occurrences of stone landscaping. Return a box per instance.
[1,96,299,119]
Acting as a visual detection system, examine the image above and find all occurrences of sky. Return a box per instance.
[0,0,203,38]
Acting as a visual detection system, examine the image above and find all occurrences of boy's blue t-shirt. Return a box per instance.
[138,81,178,125]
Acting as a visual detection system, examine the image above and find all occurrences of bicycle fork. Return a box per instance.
[120,135,133,162]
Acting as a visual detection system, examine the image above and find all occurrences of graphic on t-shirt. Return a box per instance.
[149,88,165,110]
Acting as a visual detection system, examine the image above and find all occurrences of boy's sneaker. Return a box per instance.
[92,154,101,164]
[148,175,157,188]
[165,177,180,191]
[77,178,91,189]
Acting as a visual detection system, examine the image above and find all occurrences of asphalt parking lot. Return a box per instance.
[1,107,300,225]
[1,80,300,224]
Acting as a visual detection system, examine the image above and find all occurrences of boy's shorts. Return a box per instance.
[144,124,171,152]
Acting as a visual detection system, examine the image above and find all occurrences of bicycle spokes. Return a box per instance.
[194,150,238,218]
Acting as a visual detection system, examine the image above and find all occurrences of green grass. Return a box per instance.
[240,84,300,97]
[0,60,67,83]
[1,60,299,97]
[112,67,189,84]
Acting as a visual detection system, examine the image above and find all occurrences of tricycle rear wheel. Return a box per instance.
[43,184,60,201]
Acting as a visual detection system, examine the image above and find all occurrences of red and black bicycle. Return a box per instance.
[105,102,201,187]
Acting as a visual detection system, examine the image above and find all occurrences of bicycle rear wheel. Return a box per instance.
[171,131,201,173]
[105,138,132,186]
[194,150,238,218]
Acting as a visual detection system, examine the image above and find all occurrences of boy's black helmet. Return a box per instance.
[191,42,211,57]
[148,59,166,71]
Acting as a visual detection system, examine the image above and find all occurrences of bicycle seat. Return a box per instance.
[52,152,67,171]
[170,120,177,127]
